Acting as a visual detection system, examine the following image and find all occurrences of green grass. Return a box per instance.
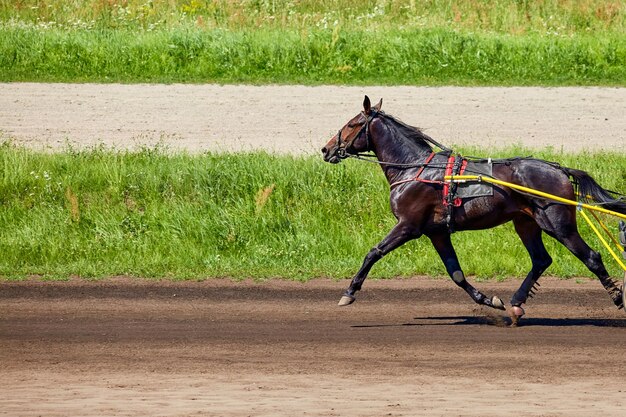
[1,26,624,85]
[1,142,625,280]
[3,0,624,35]
[1,0,625,85]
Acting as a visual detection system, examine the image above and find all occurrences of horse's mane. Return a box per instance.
[379,112,449,153]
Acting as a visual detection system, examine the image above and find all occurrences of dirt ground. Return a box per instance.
[1,277,626,417]
[1,84,625,153]
[1,84,625,416]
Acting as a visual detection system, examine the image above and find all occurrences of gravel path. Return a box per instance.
[1,83,624,154]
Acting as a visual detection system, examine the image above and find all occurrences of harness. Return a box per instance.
[443,154,468,232]
[332,111,469,232]
[389,153,469,232]
[443,155,468,208]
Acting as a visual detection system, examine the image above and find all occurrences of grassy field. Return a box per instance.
[1,142,625,280]
[1,1,625,280]
[3,0,624,33]
[1,0,625,85]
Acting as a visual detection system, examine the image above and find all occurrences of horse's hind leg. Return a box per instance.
[509,217,553,325]
[536,208,624,310]
[511,218,552,305]
[429,233,505,310]
[556,230,624,309]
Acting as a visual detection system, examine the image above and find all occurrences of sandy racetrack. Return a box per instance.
[1,84,626,416]
[2,277,626,417]
[1,84,625,153]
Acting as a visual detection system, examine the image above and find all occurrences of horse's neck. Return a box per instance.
[372,128,433,184]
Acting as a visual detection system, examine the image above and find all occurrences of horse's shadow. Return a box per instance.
[351,315,626,328]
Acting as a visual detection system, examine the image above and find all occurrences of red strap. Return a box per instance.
[442,156,455,204]
[443,156,468,207]
[388,152,446,189]
[413,152,436,181]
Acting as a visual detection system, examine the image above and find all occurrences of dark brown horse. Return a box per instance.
[322,96,626,323]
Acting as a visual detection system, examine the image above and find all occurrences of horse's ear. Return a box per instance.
[363,95,371,114]
[373,98,383,111]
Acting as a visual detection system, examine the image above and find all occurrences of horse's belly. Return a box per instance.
[454,196,516,230]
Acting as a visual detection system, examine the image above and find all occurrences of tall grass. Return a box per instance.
[1,142,624,280]
[1,25,624,85]
[1,0,625,85]
[2,0,624,35]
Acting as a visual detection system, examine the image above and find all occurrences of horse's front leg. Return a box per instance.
[339,222,417,306]
[429,233,505,310]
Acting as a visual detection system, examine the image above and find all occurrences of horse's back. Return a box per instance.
[498,158,575,200]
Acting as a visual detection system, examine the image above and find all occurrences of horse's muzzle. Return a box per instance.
[321,145,342,164]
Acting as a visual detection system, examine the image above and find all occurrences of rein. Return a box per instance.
[335,110,452,170]
[344,153,438,168]
[336,110,453,159]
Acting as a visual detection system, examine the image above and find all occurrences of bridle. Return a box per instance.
[331,109,453,169]
[334,110,379,160]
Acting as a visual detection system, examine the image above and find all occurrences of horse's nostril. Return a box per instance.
[321,147,327,154]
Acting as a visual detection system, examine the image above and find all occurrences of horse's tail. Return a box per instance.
[563,167,626,215]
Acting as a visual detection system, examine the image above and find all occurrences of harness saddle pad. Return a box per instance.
[456,160,493,199]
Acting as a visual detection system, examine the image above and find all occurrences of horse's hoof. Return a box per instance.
[491,296,505,310]
[338,295,356,306]
[511,305,525,317]
[509,306,525,327]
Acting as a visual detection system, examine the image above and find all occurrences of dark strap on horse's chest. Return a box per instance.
[443,155,467,233]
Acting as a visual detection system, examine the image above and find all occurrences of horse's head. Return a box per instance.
[322,95,382,164]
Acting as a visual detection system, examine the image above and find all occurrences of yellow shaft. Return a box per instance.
[590,210,624,253]
[444,175,626,220]
[444,174,626,271]
[579,210,626,271]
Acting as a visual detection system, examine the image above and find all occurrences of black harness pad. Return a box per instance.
[456,161,493,200]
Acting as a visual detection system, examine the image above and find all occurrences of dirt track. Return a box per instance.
[1,84,625,153]
[2,277,626,416]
